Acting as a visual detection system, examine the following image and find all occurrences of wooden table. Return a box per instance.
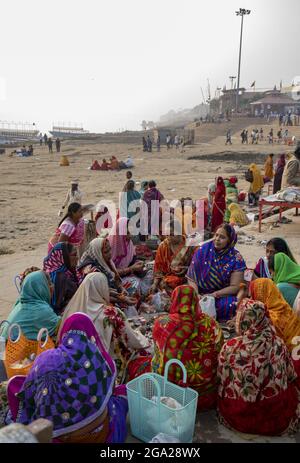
[258,198,300,232]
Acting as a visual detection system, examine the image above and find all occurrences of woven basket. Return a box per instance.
[4,324,55,379]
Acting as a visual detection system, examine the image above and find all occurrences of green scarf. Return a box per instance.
[274,252,300,284]
[3,271,60,340]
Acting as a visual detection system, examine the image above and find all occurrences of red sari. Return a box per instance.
[218,298,300,435]
[211,177,226,233]
[128,285,224,410]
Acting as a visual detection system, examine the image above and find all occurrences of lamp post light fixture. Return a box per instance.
[229,76,236,90]
[235,8,251,113]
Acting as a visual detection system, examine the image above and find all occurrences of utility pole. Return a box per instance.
[235,8,251,113]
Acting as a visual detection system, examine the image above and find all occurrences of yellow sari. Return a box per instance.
[249,163,264,194]
[264,155,274,179]
[228,203,249,226]
[250,278,300,351]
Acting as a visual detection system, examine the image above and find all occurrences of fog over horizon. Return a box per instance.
[0,0,299,133]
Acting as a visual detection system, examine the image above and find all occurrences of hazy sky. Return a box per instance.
[0,0,299,133]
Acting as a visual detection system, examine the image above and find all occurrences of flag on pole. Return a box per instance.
[250,81,256,88]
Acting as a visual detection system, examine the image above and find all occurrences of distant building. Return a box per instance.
[210,88,266,116]
[250,90,299,116]
[281,76,300,101]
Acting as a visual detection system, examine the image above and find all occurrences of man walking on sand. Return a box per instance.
[225,129,232,145]
[55,137,61,153]
[48,138,53,153]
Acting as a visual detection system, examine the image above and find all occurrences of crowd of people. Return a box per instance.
[1,144,300,443]
[225,126,297,146]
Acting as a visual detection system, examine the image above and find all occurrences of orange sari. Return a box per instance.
[250,278,300,351]
[154,237,196,291]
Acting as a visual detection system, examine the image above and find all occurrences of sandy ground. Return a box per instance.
[1,127,300,443]
[1,128,300,317]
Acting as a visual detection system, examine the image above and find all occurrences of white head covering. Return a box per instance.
[79,237,117,278]
[58,272,110,342]
[58,272,149,354]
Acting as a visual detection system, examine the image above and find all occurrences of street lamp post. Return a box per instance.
[235,8,251,113]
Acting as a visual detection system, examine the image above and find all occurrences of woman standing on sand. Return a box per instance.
[273,154,286,193]
[211,177,226,233]
[48,203,85,254]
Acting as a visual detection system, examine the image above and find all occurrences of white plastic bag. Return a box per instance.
[149,433,181,443]
[200,295,216,318]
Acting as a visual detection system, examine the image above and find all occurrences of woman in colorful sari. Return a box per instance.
[273,154,286,193]
[187,224,246,321]
[77,237,138,308]
[128,285,224,410]
[218,298,300,436]
[269,253,300,309]
[228,203,249,227]
[48,202,84,254]
[224,178,238,222]
[151,220,196,295]
[254,237,296,279]
[264,153,274,180]
[142,180,164,235]
[108,217,152,297]
[6,313,128,443]
[77,237,120,288]
[211,177,226,233]
[43,242,78,314]
[249,278,300,380]
[58,273,149,384]
[248,163,264,206]
[109,156,119,170]
[120,180,141,220]
[2,271,60,341]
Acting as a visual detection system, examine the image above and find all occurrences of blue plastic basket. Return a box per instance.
[126,359,198,443]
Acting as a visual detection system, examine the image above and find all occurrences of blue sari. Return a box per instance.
[187,228,246,320]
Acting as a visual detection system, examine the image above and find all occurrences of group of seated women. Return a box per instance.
[3,209,300,439]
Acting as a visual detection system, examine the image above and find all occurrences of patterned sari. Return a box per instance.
[218,299,300,436]
[154,237,196,293]
[128,285,223,410]
[187,226,246,320]
[6,313,128,443]
[43,243,78,314]
[58,273,149,384]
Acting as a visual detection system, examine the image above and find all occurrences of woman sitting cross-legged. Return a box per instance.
[77,236,137,308]
[249,277,300,347]
[2,271,61,341]
[43,242,79,315]
[151,220,196,295]
[108,217,153,298]
[187,223,246,321]
[268,252,300,309]
[253,237,296,279]
[58,272,149,384]
[6,313,129,443]
[218,298,300,436]
[128,285,224,410]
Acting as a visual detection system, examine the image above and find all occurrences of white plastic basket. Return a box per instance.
[126,359,198,443]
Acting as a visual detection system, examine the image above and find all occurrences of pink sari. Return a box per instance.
[108,217,135,269]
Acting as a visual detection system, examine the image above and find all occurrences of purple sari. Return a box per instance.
[6,313,128,443]
[187,227,246,320]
